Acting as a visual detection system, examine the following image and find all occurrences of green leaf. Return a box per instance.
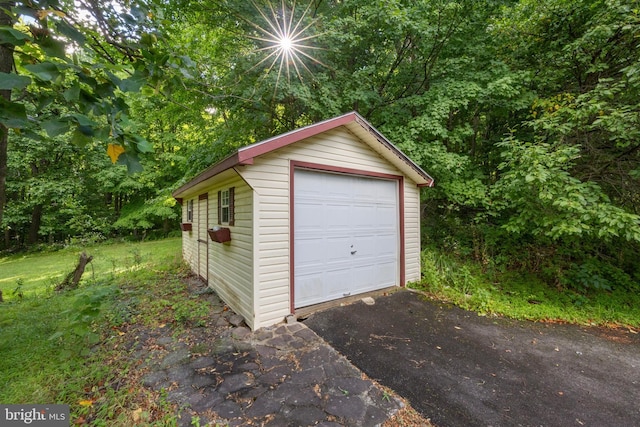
[36,95,54,112]
[55,20,86,45]
[42,119,71,137]
[0,72,31,90]
[24,62,62,81]
[131,134,153,153]
[68,113,97,127]
[0,26,31,45]
[39,36,67,59]
[63,82,81,102]
[19,128,45,141]
[0,98,28,128]
[86,332,101,345]
[70,128,92,146]
[118,70,147,92]
[77,125,94,136]
[92,125,111,141]
[117,152,144,173]
[11,6,38,19]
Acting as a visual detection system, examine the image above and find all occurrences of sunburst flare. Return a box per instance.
[242,0,327,95]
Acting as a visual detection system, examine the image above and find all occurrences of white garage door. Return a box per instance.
[294,169,399,308]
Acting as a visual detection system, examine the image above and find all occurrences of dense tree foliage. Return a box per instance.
[2,0,639,292]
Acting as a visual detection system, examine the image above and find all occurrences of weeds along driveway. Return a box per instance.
[303,290,640,427]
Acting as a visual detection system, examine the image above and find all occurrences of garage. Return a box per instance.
[294,169,400,308]
[172,111,433,329]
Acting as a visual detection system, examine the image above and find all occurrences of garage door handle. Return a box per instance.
[350,250,357,255]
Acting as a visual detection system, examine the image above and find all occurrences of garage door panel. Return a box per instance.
[296,202,325,230]
[295,274,324,305]
[352,235,396,258]
[351,235,376,257]
[375,235,398,255]
[296,237,326,265]
[296,172,323,194]
[377,205,397,222]
[326,204,351,229]
[356,176,395,197]
[324,173,352,195]
[350,265,379,288]
[375,262,398,285]
[351,267,395,293]
[294,169,399,309]
[352,205,377,228]
[353,182,378,201]
[326,237,352,261]
[325,269,351,295]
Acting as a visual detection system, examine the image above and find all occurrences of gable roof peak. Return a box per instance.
[172,111,433,198]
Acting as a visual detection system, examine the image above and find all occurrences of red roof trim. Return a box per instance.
[172,153,253,197]
[237,112,357,160]
[173,111,434,197]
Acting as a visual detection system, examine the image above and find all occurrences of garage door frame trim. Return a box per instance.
[289,160,405,313]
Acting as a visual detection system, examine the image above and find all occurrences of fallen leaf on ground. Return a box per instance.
[132,408,143,422]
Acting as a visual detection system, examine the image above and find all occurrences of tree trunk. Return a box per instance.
[0,1,16,228]
[56,252,94,291]
[27,204,43,245]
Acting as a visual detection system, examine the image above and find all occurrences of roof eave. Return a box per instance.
[349,115,434,187]
[171,153,253,198]
[172,111,434,197]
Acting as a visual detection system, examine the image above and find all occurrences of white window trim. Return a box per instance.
[187,199,194,222]
[221,189,230,224]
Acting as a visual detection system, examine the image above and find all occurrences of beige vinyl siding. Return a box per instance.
[181,198,198,274]
[239,126,423,329]
[206,174,255,329]
[403,180,422,282]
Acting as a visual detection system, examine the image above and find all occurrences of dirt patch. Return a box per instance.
[591,325,639,344]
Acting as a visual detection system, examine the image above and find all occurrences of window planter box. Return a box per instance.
[180,223,192,232]
[208,227,231,243]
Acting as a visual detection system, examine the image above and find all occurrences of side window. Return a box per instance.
[217,187,235,225]
[187,199,194,222]
[221,190,230,223]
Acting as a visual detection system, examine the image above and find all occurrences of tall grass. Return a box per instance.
[413,247,640,328]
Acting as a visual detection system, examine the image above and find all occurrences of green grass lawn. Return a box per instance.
[0,237,184,423]
[0,238,182,300]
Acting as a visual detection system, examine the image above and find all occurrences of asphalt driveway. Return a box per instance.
[304,290,640,427]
